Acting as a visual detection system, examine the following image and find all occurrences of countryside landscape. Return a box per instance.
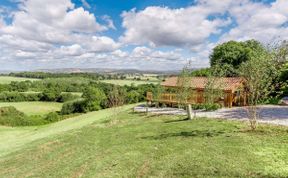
[0,0,288,177]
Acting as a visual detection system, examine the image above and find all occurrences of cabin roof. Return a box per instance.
[161,77,244,92]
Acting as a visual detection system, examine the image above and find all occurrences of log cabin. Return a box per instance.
[147,77,247,108]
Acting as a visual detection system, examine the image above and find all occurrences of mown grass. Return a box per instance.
[0,76,40,84]
[101,79,159,86]
[0,107,287,177]
[0,102,62,115]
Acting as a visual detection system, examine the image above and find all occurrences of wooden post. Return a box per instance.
[229,92,233,108]
[187,104,193,120]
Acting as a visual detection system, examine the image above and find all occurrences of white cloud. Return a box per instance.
[59,44,84,56]
[120,4,231,47]
[221,0,288,43]
[112,50,128,58]
[1,0,288,71]
[0,0,119,70]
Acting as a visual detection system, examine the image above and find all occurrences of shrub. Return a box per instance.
[44,112,61,122]
[191,103,221,111]
[61,100,88,115]
[83,87,107,110]
[0,106,46,126]
[0,106,26,126]
[126,90,140,103]
[41,88,61,101]
[57,93,79,103]
[0,92,42,102]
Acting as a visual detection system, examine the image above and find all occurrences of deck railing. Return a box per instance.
[146,92,198,104]
[147,91,247,107]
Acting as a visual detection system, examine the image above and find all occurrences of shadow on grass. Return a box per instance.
[142,129,226,140]
[164,118,190,123]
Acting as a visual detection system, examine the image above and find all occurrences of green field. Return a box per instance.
[0,76,40,84]
[0,105,287,177]
[0,102,62,115]
[101,79,159,86]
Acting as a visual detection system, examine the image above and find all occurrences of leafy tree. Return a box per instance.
[126,90,140,104]
[82,87,107,111]
[210,40,267,76]
[191,68,211,77]
[239,52,278,130]
[41,87,61,101]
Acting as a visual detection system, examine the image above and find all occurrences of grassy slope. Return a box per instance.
[0,104,136,158]
[101,79,159,86]
[0,108,288,177]
[0,102,62,115]
[0,76,40,84]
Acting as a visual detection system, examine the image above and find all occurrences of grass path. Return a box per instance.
[0,104,137,157]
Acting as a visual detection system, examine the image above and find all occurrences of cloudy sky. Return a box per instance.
[0,0,287,71]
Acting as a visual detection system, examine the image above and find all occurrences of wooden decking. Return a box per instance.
[146,91,246,108]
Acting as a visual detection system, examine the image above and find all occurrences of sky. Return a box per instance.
[0,0,287,71]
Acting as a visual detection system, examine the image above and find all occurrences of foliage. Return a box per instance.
[191,103,221,111]
[0,106,27,126]
[210,40,267,76]
[126,90,140,104]
[0,92,42,102]
[57,93,80,103]
[190,68,211,77]
[41,87,61,101]
[0,106,46,126]
[44,112,61,122]
[60,100,87,115]
[239,52,278,130]
[83,87,107,111]
[106,85,125,108]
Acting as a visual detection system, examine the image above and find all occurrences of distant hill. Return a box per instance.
[35,68,183,75]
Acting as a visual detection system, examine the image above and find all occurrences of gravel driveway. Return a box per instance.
[134,105,288,126]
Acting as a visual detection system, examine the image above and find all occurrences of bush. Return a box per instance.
[61,100,88,115]
[0,92,42,102]
[0,106,33,127]
[82,87,107,110]
[191,103,221,111]
[57,93,79,103]
[44,112,61,122]
[41,88,61,101]
[126,90,140,103]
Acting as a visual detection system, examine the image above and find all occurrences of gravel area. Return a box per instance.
[134,105,288,126]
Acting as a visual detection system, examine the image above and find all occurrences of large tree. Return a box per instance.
[210,40,267,76]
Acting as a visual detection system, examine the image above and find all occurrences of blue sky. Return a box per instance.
[0,0,287,71]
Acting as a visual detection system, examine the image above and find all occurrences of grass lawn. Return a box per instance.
[0,105,287,177]
[0,102,62,115]
[101,79,159,86]
[0,76,40,84]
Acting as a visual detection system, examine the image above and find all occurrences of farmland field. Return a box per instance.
[0,102,62,115]
[0,76,40,84]
[101,79,159,86]
[0,104,287,177]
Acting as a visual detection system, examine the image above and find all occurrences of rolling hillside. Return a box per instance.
[0,104,287,177]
